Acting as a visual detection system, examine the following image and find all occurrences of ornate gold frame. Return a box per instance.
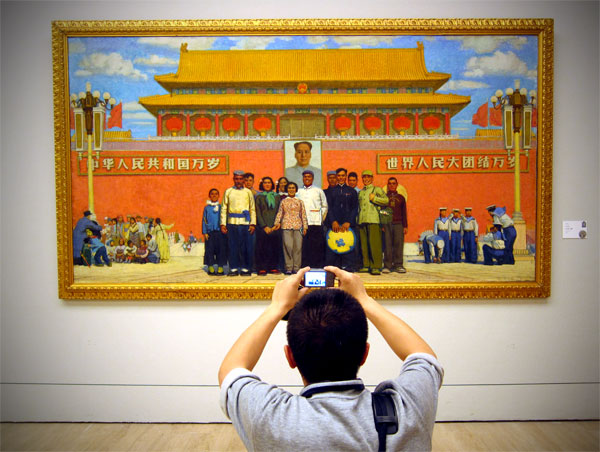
[53,18,553,300]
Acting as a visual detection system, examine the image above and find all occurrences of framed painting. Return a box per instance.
[53,18,553,300]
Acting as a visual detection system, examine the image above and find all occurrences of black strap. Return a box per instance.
[371,391,398,452]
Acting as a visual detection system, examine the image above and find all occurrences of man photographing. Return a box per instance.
[219,267,443,451]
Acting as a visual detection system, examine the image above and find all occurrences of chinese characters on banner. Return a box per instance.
[77,152,229,176]
[378,151,529,174]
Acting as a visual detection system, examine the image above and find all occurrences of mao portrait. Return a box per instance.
[284,140,322,188]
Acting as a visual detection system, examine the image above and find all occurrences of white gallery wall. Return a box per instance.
[1,0,598,422]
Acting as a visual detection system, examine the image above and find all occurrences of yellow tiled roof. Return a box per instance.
[475,128,503,138]
[139,93,471,116]
[71,130,132,141]
[104,130,132,141]
[475,128,536,140]
[155,43,450,91]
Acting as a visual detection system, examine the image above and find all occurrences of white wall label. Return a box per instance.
[562,220,587,239]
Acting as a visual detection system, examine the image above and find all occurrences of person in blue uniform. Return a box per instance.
[322,170,338,228]
[461,207,479,263]
[486,205,516,264]
[203,188,227,276]
[73,210,102,266]
[449,208,463,262]
[433,208,450,263]
[83,228,112,266]
[482,224,506,265]
[419,230,445,264]
[325,168,359,271]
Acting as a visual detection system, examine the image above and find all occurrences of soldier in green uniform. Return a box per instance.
[357,170,388,275]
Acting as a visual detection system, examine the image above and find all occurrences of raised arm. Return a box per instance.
[325,266,435,360]
[218,267,310,386]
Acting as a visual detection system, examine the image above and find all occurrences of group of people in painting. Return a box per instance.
[419,205,516,265]
[73,140,517,272]
[72,211,173,266]
[204,144,409,277]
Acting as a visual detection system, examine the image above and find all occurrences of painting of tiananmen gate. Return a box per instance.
[54,19,553,300]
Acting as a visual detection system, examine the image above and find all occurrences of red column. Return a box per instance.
[215,114,219,137]
[244,114,249,136]
[355,114,360,136]
[385,113,390,135]
[445,113,450,135]
[326,113,330,136]
[276,114,280,136]
[415,113,419,135]
[186,114,191,136]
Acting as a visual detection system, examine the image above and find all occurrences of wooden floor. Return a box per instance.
[1,421,598,451]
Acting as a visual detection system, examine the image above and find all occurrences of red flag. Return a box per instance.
[472,102,488,127]
[107,102,122,129]
[70,107,75,130]
[489,105,502,126]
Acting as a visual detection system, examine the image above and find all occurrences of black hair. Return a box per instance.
[387,176,398,183]
[336,167,347,174]
[348,171,358,179]
[294,141,313,150]
[286,289,368,384]
[259,176,274,192]
[286,182,298,192]
[208,187,219,195]
[243,172,254,179]
[277,177,288,191]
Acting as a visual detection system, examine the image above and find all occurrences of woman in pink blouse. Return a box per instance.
[274,182,308,274]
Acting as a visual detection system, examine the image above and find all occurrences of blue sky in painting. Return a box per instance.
[68,34,538,139]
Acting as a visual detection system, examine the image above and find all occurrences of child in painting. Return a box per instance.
[202,188,227,276]
[115,238,126,263]
[84,228,112,267]
[146,233,160,264]
[105,239,116,262]
[80,239,93,267]
[125,240,137,263]
[127,217,140,248]
[274,182,308,274]
[255,177,282,275]
[135,239,149,264]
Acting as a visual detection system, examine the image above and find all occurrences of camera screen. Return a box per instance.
[304,270,328,287]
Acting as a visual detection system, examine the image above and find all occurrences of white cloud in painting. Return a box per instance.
[134,55,178,66]
[307,36,329,45]
[448,36,529,53]
[123,101,146,112]
[123,111,154,120]
[138,37,218,50]
[75,52,147,81]
[69,39,86,53]
[332,36,396,48]
[464,50,537,79]
[229,36,291,50]
[131,121,155,125]
[438,79,490,91]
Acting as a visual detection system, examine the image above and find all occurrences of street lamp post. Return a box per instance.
[491,80,536,222]
[71,82,115,213]
[491,80,536,254]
